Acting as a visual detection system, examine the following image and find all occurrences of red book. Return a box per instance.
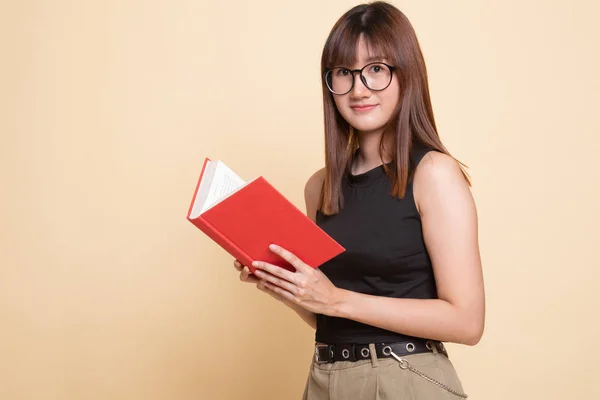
[186,158,345,273]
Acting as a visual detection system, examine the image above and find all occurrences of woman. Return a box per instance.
[233,2,485,399]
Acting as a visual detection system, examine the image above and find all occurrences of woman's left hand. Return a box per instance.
[252,244,343,316]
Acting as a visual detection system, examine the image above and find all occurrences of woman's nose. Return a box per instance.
[350,72,370,97]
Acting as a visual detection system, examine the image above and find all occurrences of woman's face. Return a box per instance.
[332,36,400,135]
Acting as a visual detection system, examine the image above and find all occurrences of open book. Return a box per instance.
[188,160,254,218]
[187,158,345,273]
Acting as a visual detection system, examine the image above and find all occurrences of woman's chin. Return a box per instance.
[350,122,387,135]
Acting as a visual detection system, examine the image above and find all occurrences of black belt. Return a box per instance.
[314,340,447,364]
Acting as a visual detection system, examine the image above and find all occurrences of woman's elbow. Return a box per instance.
[461,314,485,346]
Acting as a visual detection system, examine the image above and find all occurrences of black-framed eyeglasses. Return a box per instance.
[323,62,396,95]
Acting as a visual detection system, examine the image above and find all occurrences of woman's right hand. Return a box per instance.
[234,259,260,284]
[234,259,292,306]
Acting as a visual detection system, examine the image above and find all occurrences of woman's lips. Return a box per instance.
[351,104,377,112]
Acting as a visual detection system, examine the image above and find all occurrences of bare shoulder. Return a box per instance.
[413,151,472,215]
[304,167,326,222]
[416,150,465,182]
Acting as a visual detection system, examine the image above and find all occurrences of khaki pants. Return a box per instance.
[302,343,466,400]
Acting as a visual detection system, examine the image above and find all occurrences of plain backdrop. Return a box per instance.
[1,0,599,399]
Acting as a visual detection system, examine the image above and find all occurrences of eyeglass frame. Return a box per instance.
[323,62,397,95]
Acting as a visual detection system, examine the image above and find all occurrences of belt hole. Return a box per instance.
[342,349,350,359]
[425,341,433,351]
[406,342,415,352]
[382,346,392,356]
[361,348,370,358]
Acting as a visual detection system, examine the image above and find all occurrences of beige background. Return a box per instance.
[1,0,599,399]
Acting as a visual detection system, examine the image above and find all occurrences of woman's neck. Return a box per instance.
[352,130,393,174]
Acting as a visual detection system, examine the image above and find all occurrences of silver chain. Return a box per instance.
[389,351,468,398]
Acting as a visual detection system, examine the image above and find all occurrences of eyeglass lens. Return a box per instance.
[326,63,392,94]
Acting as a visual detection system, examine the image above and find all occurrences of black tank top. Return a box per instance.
[315,144,437,344]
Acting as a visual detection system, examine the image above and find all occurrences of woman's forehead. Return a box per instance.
[333,35,388,68]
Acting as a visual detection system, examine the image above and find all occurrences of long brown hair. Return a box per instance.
[319,1,470,215]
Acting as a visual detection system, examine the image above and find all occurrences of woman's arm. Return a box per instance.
[253,153,485,345]
[287,302,316,329]
[332,152,485,344]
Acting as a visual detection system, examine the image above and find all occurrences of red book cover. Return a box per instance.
[187,158,345,273]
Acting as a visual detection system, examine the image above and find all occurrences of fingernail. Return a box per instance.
[252,261,259,267]
[269,244,277,250]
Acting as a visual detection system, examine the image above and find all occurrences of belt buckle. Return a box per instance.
[314,344,331,364]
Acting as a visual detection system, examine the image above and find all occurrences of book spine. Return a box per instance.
[187,157,210,219]
[188,216,257,273]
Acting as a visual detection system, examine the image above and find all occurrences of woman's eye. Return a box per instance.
[371,66,382,73]
[338,69,350,76]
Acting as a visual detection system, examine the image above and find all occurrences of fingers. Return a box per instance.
[253,267,299,295]
[239,265,260,284]
[240,265,248,279]
[234,259,243,271]
[235,259,295,296]
[267,244,309,273]
[252,260,299,286]
[236,260,294,303]
[234,260,256,281]
[259,280,296,303]
[256,280,268,292]
[257,279,293,301]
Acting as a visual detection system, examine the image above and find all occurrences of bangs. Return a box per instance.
[323,16,399,69]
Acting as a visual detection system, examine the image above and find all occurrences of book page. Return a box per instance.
[201,161,246,213]
[190,161,217,219]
